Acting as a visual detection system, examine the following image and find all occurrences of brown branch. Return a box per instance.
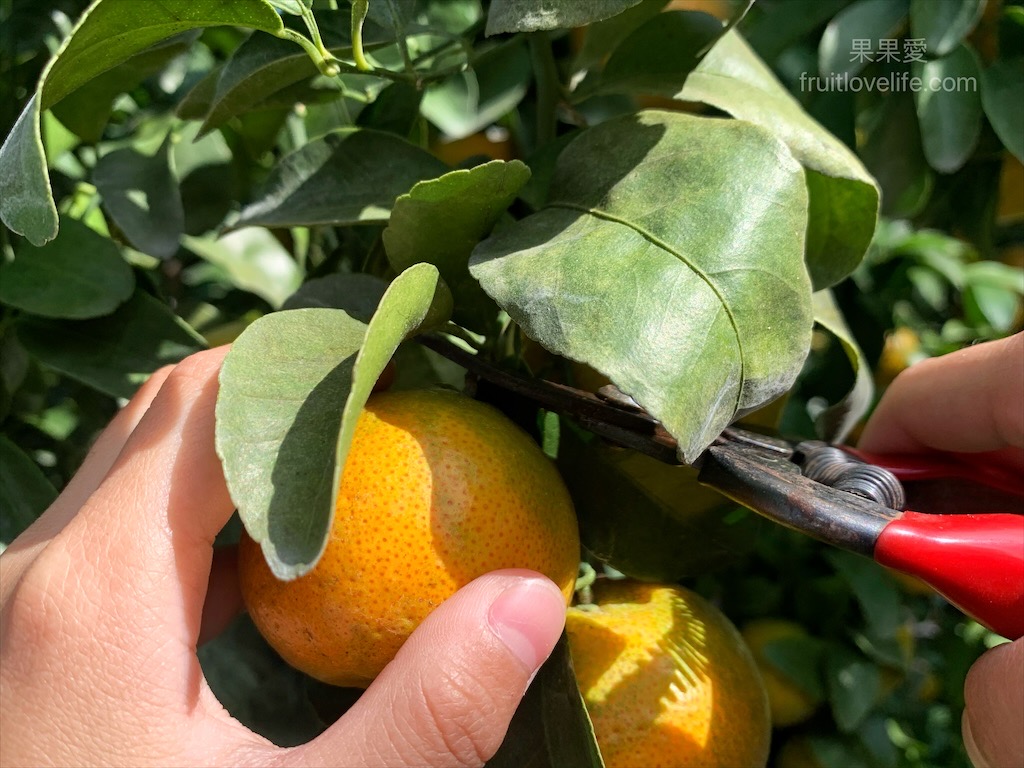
[418,334,682,465]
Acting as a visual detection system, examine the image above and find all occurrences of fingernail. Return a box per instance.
[488,577,566,670]
[962,711,993,768]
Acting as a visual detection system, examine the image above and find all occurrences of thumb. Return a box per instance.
[962,638,1024,768]
[286,569,567,768]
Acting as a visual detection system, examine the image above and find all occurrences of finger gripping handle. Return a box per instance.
[875,512,1024,640]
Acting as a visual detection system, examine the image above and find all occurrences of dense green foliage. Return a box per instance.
[1,1,1021,766]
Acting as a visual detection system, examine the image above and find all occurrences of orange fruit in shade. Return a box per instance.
[239,389,580,688]
[741,619,820,728]
[566,581,771,768]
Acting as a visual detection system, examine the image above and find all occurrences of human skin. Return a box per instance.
[858,332,1024,768]
[0,346,567,768]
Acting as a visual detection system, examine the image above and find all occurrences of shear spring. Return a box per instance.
[797,442,907,511]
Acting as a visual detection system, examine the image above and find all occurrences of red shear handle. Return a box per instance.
[875,512,1024,640]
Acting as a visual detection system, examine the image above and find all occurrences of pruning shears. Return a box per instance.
[697,427,1024,641]
[422,335,1024,640]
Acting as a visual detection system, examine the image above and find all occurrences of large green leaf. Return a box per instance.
[384,160,531,331]
[470,111,813,463]
[16,291,207,400]
[678,30,879,290]
[909,0,985,58]
[0,436,58,549]
[230,129,448,230]
[93,140,185,259]
[0,217,134,320]
[811,290,873,444]
[0,0,285,246]
[981,57,1024,163]
[215,264,451,580]
[485,0,644,35]
[914,45,983,174]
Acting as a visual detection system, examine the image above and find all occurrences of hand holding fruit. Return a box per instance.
[0,348,568,768]
[859,332,1024,768]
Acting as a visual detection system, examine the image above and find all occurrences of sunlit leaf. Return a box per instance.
[486,0,644,35]
[384,160,531,331]
[679,30,879,289]
[182,230,303,309]
[471,111,813,462]
[0,0,285,245]
[216,264,450,579]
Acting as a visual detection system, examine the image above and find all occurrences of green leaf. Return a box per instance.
[230,129,448,230]
[470,111,814,463]
[914,45,983,174]
[909,0,985,58]
[860,92,933,218]
[963,261,1024,332]
[15,290,207,400]
[761,635,826,701]
[486,633,604,768]
[811,290,873,443]
[0,217,134,319]
[195,12,389,137]
[215,264,450,579]
[587,10,726,97]
[384,160,531,331]
[93,139,184,259]
[0,435,58,549]
[182,230,303,310]
[826,550,901,637]
[981,57,1024,163]
[421,40,532,140]
[51,32,200,143]
[558,426,759,581]
[356,81,423,136]
[0,0,285,246]
[818,0,909,77]
[486,0,644,35]
[826,646,882,732]
[282,273,389,321]
[678,31,879,290]
[267,0,312,14]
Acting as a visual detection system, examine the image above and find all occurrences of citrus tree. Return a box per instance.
[1,0,1022,766]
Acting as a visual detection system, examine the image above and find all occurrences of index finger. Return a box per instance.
[858,332,1024,468]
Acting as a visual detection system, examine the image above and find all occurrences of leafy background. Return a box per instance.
[1,1,1022,767]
